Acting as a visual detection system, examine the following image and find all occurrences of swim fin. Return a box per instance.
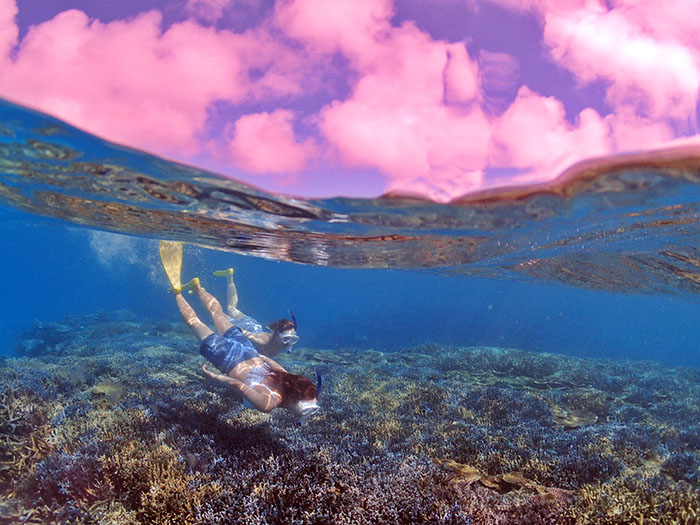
[159,240,183,293]
[181,277,200,291]
[213,268,234,277]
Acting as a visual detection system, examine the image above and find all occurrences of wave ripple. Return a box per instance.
[1,99,699,296]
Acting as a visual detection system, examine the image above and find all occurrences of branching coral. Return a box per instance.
[0,387,53,495]
[1,317,699,523]
[569,475,700,524]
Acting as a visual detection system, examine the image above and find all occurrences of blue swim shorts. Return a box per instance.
[230,314,264,334]
[200,326,259,374]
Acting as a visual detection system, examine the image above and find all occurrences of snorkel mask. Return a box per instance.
[280,330,300,346]
[281,310,300,354]
[296,370,323,419]
[297,399,320,416]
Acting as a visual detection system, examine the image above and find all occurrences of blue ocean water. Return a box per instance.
[0,97,698,367]
[2,209,698,367]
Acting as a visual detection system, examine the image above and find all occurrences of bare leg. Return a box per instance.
[175,293,213,342]
[225,274,244,319]
[195,284,234,334]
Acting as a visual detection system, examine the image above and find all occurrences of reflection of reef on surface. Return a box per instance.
[2,99,700,296]
[1,312,698,524]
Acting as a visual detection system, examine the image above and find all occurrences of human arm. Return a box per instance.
[241,330,270,344]
[242,331,286,357]
[259,355,287,373]
[201,365,279,412]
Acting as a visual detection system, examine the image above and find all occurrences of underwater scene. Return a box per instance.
[1,97,699,525]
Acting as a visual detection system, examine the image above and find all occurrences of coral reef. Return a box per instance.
[0,313,698,523]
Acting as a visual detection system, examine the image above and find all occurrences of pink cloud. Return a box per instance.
[227,109,317,175]
[491,86,610,183]
[490,86,681,187]
[0,0,17,59]
[612,0,700,50]
[490,0,700,122]
[274,0,394,64]
[0,3,307,160]
[444,44,480,106]
[543,5,700,120]
[277,0,491,201]
[604,110,674,152]
[319,35,490,200]
[275,0,689,200]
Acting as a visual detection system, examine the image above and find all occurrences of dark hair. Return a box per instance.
[266,318,296,333]
[266,369,316,405]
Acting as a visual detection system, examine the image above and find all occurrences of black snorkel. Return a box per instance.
[316,369,322,398]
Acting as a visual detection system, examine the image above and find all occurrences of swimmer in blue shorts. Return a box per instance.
[173,278,320,416]
[213,268,299,357]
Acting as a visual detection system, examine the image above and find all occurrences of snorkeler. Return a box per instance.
[176,278,320,415]
[213,267,299,357]
[159,241,319,416]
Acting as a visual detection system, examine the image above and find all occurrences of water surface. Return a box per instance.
[2,98,699,298]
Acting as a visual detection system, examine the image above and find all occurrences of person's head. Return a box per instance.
[266,369,320,417]
[266,318,299,352]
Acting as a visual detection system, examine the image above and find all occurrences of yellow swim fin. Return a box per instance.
[181,277,200,291]
[213,268,234,277]
[159,240,183,293]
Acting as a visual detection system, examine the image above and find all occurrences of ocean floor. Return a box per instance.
[1,311,698,524]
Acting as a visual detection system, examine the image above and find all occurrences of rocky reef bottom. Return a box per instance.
[1,311,698,524]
